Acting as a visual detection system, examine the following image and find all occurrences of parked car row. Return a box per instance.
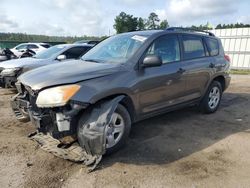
[0,40,99,63]
[2,28,231,170]
[10,42,51,57]
[0,43,94,88]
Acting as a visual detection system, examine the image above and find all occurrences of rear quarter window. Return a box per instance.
[205,38,219,56]
[182,35,205,60]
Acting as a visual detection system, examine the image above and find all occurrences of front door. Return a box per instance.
[136,34,187,116]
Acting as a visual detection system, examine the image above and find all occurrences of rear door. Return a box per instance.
[137,34,187,115]
[179,34,213,100]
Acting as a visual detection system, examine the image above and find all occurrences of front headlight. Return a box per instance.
[36,84,81,108]
[0,68,21,76]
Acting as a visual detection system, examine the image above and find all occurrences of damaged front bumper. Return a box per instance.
[29,132,102,171]
[12,92,101,170]
[11,84,125,171]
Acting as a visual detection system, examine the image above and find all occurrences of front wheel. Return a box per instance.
[200,81,222,114]
[77,104,131,155]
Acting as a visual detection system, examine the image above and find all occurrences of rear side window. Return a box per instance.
[28,44,39,49]
[62,46,91,59]
[182,35,205,60]
[205,38,219,56]
[146,35,180,64]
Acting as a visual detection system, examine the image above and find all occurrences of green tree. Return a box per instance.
[146,12,160,29]
[216,24,222,29]
[113,12,138,33]
[137,17,146,30]
[159,20,169,29]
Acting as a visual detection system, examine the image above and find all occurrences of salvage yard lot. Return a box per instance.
[0,75,250,188]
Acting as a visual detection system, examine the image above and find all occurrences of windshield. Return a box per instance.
[82,33,149,63]
[34,45,66,59]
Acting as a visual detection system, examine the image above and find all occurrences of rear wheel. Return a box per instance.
[200,81,222,113]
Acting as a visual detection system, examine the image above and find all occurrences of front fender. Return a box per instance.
[70,72,135,105]
[71,84,133,104]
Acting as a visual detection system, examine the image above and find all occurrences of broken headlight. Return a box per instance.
[36,84,80,108]
[0,67,21,76]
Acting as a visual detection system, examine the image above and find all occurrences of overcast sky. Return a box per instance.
[0,0,249,36]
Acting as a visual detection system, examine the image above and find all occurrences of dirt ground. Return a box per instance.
[0,75,250,188]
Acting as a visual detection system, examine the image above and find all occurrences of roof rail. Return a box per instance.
[166,27,215,36]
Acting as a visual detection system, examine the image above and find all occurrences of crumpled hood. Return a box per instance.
[18,60,122,90]
[0,57,47,69]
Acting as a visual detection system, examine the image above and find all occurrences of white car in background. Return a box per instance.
[11,43,51,57]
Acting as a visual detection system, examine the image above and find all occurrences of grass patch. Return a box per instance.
[230,69,250,75]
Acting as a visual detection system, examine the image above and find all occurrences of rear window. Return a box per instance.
[182,35,205,60]
[205,38,219,56]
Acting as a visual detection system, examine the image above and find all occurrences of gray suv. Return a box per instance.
[11,28,230,168]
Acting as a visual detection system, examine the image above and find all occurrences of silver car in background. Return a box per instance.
[0,44,94,88]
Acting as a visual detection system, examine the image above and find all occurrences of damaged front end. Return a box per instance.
[11,82,125,171]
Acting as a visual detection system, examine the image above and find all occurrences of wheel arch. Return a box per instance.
[90,93,136,123]
[212,75,226,91]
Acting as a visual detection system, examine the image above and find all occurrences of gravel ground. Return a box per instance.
[0,75,250,188]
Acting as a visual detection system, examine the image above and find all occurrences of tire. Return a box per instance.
[78,104,131,155]
[200,81,222,114]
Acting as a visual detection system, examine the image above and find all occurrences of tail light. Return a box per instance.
[224,54,231,63]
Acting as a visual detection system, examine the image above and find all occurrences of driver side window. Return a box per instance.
[146,35,180,64]
[62,47,90,59]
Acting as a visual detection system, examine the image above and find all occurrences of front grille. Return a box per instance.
[13,108,25,119]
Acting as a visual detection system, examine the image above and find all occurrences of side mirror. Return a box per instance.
[142,55,163,68]
[57,54,66,61]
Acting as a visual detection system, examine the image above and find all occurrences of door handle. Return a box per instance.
[177,68,185,74]
[209,63,215,68]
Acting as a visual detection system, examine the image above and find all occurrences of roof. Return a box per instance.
[118,30,163,36]
[27,42,50,45]
[54,43,94,48]
[165,27,215,36]
[117,28,216,38]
